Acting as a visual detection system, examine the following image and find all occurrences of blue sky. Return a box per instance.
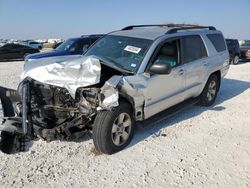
[0,0,249,40]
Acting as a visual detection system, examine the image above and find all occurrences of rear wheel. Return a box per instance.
[233,55,239,65]
[92,102,135,154]
[199,74,219,106]
[0,131,21,154]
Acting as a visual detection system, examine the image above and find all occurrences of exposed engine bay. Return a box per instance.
[22,62,123,141]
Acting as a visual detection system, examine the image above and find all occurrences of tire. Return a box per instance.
[0,131,21,154]
[92,102,135,154]
[199,74,219,106]
[233,55,239,65]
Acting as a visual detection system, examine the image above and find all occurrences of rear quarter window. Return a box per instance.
[207,33,226,52]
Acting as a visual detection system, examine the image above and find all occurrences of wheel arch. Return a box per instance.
[211,70,221,91]
[118,94,144,121]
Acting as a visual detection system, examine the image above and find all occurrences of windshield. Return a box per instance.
[241,40,250,47]
[84,35,152,72]
[56,39,75,51]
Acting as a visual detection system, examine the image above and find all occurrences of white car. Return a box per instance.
[22,41,43,50]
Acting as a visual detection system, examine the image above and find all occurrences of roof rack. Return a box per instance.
[121,24,216,34]
[166,26,216,34]
[122,24,171,30]
[81,34,105,38]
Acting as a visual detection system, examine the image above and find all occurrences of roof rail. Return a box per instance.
[81,34,105,37]
[122,24,171,30]
[166,26,216,34]
[121,24,216,33]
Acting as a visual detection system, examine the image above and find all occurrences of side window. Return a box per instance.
[91,37,99,44]
[8,44,17,49]
[73,40,90,52]
[152,39,179,68]
[1,44,11,49]
[207,33,226,52]
[181,35,207,63]
[13,44,22,49]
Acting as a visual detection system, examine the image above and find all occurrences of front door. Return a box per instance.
[143,38,186,118]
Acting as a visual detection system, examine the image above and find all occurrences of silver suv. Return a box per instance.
[0,24,230,154]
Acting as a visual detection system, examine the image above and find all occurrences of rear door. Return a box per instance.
[181,35,208,99]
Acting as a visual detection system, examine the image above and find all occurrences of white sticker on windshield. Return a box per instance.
[131,63,137,67]
[124,45,141,54]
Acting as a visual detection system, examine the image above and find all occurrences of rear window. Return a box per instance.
[30,42,39,44]
[182,35,208,63]
[207,34,226,52]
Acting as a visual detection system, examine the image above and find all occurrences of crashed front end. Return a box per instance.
[0,56,125,151]
[20,78,101,141]
[0,55,146,154]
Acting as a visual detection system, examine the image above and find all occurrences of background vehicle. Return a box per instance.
[25,35,104,62]
[226,39,241,64]
[22,40,43,50]
[0,24,229,155]
[0,43,39,61]
[240,40,250,61]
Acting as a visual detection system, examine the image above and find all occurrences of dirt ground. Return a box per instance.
[0,61,249,188]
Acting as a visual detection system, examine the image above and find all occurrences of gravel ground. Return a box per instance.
[0,61,249,188]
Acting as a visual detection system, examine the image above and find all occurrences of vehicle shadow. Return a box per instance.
[127,78,250,149]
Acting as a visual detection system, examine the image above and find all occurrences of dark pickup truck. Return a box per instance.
[226,39,241,65]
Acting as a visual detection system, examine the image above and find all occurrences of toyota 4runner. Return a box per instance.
[0,24,230,154]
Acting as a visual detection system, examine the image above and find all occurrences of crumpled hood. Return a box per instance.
[21,55,101,98]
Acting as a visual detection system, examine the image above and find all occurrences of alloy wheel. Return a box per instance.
[111,113,132,146]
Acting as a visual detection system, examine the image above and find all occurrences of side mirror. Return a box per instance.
[150,62,172,75]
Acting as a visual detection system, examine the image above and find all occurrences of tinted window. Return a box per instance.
[56,39,76,51]
[13,44,22,49]
[207,34,226,52]
[72,40,90,52]
[241,40,250,47]
[182,35,207,63]
[3,44,20,49]
[91,37,101,43]
[1,44,12,49]
[30,42,39,44]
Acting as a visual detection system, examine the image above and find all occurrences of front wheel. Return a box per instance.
[199,74,219,106]
[92,102,135,154]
